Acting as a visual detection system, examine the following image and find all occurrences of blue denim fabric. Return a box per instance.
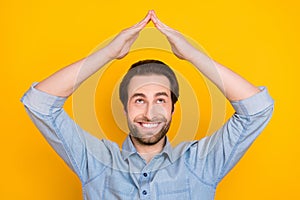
[21,83,274,200]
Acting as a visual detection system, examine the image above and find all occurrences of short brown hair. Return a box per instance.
[119,59,179,112]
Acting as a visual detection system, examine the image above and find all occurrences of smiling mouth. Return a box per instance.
[138,122,160,128]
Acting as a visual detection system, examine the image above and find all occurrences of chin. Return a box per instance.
[128,120,171,146]
[133,134,166,146]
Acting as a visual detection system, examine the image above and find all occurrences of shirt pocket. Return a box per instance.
[104,176,137,200]
[155,178,191,200]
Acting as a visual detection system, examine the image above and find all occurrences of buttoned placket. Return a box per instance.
[127,152,167,200]
[126,153,152,199]
[139,170,150,200]
[121,136,175,199]
[141,157,154,199]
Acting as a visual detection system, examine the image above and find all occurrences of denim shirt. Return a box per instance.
[21,83,274,200]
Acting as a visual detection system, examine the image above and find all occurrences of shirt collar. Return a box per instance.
[121,135,137,160]
[121,136,174,163]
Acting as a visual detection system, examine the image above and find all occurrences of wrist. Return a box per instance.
[184,48,200,63]
[99,46,116,62]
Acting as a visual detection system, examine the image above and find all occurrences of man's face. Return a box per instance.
[126,75,173,146]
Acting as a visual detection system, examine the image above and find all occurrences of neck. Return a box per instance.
[130,136,166,163]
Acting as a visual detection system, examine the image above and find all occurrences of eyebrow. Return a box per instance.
[130,92,169,99]
[155,92,169,97]
[131,93,146,99]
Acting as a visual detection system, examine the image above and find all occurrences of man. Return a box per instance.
[21,10,274,199]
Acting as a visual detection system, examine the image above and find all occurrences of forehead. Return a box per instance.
[128,75,171,96]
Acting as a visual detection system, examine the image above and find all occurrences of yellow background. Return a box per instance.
[1,0,299,199]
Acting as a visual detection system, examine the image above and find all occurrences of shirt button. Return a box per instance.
[142,190,147,195]
[143,173,148,177]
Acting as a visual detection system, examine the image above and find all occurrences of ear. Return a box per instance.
[171,104,176,115]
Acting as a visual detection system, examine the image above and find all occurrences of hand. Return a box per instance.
[150,10,198,61]
[104,11,151,60]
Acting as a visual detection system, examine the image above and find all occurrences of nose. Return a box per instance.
[144,103,155,120]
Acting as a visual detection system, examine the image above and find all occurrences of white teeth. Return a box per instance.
[141,123,159,128]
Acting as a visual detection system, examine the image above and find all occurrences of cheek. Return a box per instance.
[153,104,173,120]
[151,104,168,116]
[127,104,144,119]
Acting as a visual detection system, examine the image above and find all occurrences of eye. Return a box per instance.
[156,98,166,104]
[135,99,145,104]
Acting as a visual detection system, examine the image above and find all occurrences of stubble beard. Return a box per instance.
[127,118,171,146]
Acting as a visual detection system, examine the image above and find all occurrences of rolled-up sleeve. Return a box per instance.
[231,86,274,116]
[21,83,109,184]
[190,87,274,187]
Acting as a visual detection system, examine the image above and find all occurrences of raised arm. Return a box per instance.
[35,12,151,97]
[150,10,260,101]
